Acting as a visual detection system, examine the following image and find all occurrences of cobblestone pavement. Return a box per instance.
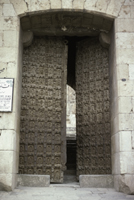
[0,184,134,200]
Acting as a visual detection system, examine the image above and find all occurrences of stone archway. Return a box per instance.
[18,11,113,184]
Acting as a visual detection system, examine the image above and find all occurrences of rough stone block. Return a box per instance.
[118,97,132,113]
[4,31,17,47]
[0,130,16,151]
[115,18,134,32]
[124,0,134,5]
[0,32,3,46]
[6,62,17,78]
[0,113,16,130]
[119,131,132,152]
[117,64,129,80]
[1,17,18,31]
[0,151,17,174]
[129,64,134,80]
[106,0,124,17]
[10,0,29,16]
[118,5,131,18]
[0,18,2,31]
[97,0,111,12]
[131,6,134,18]
[84,0,98,11]
[131,97,134,114]
[116,175,134,194]
[30,0,50,12]
[73,0,84,9]
[116,48,134,65]
[50,0,61,9]
[120,152,134,174]
[84,0,109,13]
[80,175,114,188]
[0,47,16,62]
[132,131,134,149]
[0,62,7,77]
[2,4,16,16]
[0,5,2,16]
[118,80,134,97]
[0,173,17,191]
[0,0,10,3]
[62,0,72,9]
[116,33,134,49]
[18,174,50,187]
[119,114,133,131]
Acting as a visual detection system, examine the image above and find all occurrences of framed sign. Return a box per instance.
[0,78,14,112]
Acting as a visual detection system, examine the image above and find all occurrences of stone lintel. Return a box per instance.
[79,175,114,188]
[17,174,50,187]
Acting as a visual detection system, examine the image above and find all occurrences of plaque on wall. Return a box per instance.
[0,78,14,112]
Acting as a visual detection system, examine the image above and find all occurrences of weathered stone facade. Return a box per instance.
[0,0,134,194]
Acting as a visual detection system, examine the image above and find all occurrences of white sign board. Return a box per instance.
[0,79,14,112]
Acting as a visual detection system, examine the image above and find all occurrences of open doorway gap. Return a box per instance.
[64,36,93,183]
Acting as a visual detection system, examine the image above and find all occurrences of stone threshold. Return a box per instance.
[79,175,114,188]
[17,174,50,187]
[17,174,114,188]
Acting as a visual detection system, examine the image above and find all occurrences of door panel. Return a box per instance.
[19,37,67,183]
[76,38,111,178]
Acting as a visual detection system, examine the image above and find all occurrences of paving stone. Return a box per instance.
[0,185,134,200]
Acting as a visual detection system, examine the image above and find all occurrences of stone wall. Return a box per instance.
[0,0,134,194]
[110,4,134,193]
[0,1,22,190]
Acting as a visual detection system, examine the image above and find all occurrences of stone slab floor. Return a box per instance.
[0,184,134,200]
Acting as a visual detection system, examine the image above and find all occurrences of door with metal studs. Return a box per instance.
[19,36,67,183]
[76,38,111,179]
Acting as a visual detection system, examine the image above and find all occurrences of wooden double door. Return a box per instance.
[19,36,111,183]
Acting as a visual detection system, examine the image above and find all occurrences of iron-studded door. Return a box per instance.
[19,37,67,183]
[76,38,111,179]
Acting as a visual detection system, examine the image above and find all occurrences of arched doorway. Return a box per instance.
[19,11,113,183]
